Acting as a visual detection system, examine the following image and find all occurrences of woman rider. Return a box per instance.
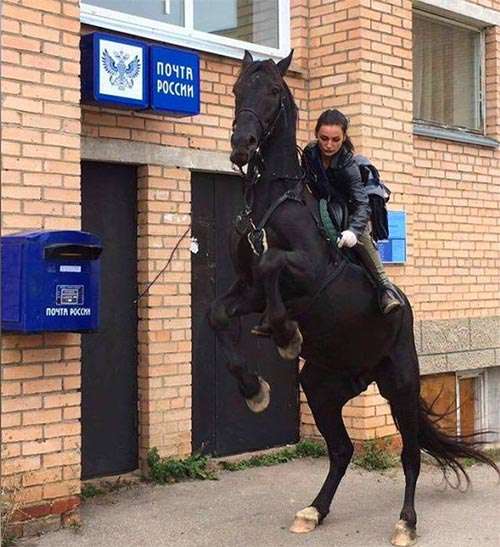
[251,109,400,336]
[303,108,401,314]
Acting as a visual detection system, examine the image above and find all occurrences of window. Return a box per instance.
[420,370,489,438]
[413,11,484,133]
[84,0,185,26]
[81,1,290,60]
[194,0,279,49]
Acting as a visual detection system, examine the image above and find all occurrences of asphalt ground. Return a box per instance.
[22,458,499,547]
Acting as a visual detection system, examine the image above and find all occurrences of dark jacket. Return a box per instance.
[302,142,370,238]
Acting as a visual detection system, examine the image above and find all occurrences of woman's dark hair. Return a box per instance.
[315,109,354,152]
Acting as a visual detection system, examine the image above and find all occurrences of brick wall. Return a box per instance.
[1,0,82,533]
[137,165,192,465]
[412,14,500,320]
[1,0,499,535]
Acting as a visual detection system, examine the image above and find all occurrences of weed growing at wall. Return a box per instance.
[220,440,327,471]
[147,448,217,483]
[80,483,105,500]
[147,440,328,482]
[1,486,20,547]
[353,439,398,471]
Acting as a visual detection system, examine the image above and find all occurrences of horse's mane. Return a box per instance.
[234,60,298,120]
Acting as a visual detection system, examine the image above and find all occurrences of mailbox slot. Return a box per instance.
[44,244,102,261]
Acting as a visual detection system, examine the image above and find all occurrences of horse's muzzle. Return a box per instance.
[230,128,258,167]
[230,147,251,167]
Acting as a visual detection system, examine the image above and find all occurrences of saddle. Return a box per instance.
[318,198,348,243]
[318,199,377,286]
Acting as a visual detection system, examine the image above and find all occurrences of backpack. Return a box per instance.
[353,155,391,241]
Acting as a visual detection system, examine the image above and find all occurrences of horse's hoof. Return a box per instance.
[245,378,270,413]
[391,520,417,546]
[289,506,320,534]
[278,328,303,360]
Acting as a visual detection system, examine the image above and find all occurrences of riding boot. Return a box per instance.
[355,230,402,315]
[251,312,272,337]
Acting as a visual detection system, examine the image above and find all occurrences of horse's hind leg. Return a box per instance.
[376,358,420,546]
[209,278,269,411]
[291,362,360,534]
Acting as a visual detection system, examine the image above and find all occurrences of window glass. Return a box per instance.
[193,0,279,48]
[85,0,185,27]
[413,13,482,132]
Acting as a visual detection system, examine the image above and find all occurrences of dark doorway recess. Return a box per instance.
[81,161,138,479]
[191,172,299,457]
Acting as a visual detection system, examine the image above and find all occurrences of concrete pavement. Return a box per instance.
[22,458,499,547]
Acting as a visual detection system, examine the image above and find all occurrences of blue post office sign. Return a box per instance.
[150,46,200,116]
[81,33,200,117]
[81,32,149,109]
[378,211,407,263]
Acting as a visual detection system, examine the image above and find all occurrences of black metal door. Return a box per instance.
[81,162,138,479]
[192,172,299,456]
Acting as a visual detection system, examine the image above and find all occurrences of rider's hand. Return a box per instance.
[337,230,358,248]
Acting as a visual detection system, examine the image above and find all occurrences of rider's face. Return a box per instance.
[316,124,345,160]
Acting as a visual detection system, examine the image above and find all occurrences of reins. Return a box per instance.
[233,92,309,255]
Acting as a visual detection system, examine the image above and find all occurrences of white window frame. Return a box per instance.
[413,9,486,136]
[81,1,291,61]
[455,370,487,438]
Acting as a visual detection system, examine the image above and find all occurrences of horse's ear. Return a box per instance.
[277,50,294,76]
[242,50,254,67]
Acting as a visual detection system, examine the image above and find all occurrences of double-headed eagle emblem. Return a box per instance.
[102,49,141,91]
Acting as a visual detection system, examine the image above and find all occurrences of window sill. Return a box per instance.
[413,124,499,148]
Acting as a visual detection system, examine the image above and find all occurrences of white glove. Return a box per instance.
[337,230,358,248]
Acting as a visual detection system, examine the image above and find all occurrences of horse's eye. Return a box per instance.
[271,87,280,95]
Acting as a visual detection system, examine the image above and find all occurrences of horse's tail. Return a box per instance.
[417,397,499,488]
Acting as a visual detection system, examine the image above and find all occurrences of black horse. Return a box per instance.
[209,50,498,546]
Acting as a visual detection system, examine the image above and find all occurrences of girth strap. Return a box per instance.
[255,189,303,231]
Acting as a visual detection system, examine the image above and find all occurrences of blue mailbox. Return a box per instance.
[1,230,102,333]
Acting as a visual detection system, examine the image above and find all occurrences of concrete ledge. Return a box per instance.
[419,354,448,375]
[82,137,234,173]
[415,0,500,26]
[418,315,499,375]
[421,318,470,354]
[470,317,500,350]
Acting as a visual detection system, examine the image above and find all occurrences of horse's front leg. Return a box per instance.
[257,248,304,360]
[209,277,270,412]
[291,363,359,534]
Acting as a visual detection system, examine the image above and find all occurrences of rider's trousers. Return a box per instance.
[354,227,390,287]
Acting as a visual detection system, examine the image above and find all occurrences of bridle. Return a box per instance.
[232,96,286,182]
[232,88,306,256]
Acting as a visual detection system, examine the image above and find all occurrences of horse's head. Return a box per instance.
[230,50,294,167]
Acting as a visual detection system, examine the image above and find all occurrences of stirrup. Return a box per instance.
[251,323,272,337]
[379,286,402,315]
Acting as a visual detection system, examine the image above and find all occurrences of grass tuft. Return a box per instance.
[80,483,105,500]
[147,448,218,484]
[352,439,398,471]
[147,440,327,481]
[220,440,327,471]
[1,486,21,547]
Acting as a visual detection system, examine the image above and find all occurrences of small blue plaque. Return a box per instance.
[150,46,200,116]
[81,32,148,109]
[378,211,406,264]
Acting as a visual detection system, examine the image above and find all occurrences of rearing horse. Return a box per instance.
[209,50,498,546]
